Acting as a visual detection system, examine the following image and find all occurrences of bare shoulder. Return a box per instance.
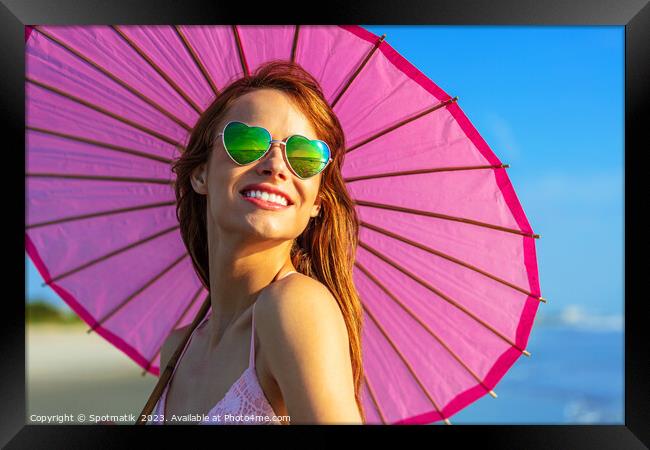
[159,325,190,371]
[255,273,348,344]
[254,272,351,375]
[254,273,361,423]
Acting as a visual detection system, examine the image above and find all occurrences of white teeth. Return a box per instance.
[243,190,288,206]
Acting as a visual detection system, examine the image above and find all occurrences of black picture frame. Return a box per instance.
[2,0,647,447]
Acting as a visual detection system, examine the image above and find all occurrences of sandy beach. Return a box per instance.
[27,323,158,424]
[26,322,624,425]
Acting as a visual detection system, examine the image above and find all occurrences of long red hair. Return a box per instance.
[139,60,365,423]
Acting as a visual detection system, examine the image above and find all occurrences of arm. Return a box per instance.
[256,275,363,424]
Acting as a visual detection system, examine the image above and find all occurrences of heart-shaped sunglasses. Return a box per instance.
[216,121,332,179]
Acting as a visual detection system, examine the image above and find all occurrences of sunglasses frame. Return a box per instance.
[216,120,333,180]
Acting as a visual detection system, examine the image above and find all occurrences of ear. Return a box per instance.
[310,195,322,218]
[190,163,208,195]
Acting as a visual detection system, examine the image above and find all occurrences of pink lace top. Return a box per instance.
[147,273,297,425]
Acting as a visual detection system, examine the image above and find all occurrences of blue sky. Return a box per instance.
[26,25,624,323]
[362,26,624,322]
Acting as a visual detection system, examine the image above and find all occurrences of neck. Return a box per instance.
[204,227,296,350]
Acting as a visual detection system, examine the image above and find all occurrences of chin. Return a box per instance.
[244,218,291,240]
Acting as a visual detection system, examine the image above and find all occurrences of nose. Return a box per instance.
[256,141,290,180]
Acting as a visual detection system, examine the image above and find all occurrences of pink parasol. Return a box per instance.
[25,24,543,425]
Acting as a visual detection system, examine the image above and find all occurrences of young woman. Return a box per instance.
[142,60,365,425]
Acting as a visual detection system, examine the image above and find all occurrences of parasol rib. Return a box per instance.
[32,26,193,131]
[360,221,544,302]
[231,25,249,77]
[42,224,180,287]
[344,164,508,183]
[356,262,498,399]
[173,25,220,98]
[355,199,540,239]
[26,126,174,164]
[141,288,207,376]
[26,201,175,230]
[362,302,450,423]
[26,77,183,147]
[362,374,388,424]
[358,240,530,356]
[111,26,202,115]
[331,34,386,109]
[88,252,189,333]
[346,97,458,155]
[290,25,300,63]
[26,173,173,185]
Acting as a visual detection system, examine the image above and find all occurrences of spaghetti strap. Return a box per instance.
[161,310,211,418]
[249,303,257,368]
[248,270,298,369]
[172,312,210,378]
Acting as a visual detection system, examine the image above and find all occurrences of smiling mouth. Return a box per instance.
[240,192,292,211]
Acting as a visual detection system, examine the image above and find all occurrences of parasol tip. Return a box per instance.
[502,164,510,168]
[539,296,547,303]
[489,390,498,398]
[443,418,452,425]
[533,233,541,239]
[523,349,531,357]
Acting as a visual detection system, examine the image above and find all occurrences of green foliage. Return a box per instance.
[26,300,82,325]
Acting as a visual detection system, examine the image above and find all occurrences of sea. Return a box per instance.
[445,324,624,424]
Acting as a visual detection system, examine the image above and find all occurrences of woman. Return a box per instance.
[141,60,365,425]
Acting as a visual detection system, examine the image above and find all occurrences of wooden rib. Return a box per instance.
[362,374,387,424]
[362,302,448,423]
[344,164,509,183]
[88,253,189,333]
[290,25,300,63]
[42,224,180,287]
[360,221,544,302]
[231,25,249,77]
[26,126,175,164]
[141,287,207,376]
[33,26,192,131]
[26,77,182,147]
[111,25,202,115]
[358,240,529,356]
[331,34,386,109]
[346,97,458,155]
[26,201,175,229]
[27,173,173,185]
[173,25,219,97]
[356,261,498,399]
[354,200,540,239]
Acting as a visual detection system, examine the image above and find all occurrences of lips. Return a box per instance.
[239,183,293,205]
[240,193,291,211]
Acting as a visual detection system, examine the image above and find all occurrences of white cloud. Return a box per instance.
[538,304,623,332]
[563,398,622,424]
[517,170,623,207]
[484,112,520,161]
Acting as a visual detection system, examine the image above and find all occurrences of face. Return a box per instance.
[191,88,324,245]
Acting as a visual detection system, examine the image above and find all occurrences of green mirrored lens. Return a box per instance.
[223,122,270,164]
[285,135,330,178]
